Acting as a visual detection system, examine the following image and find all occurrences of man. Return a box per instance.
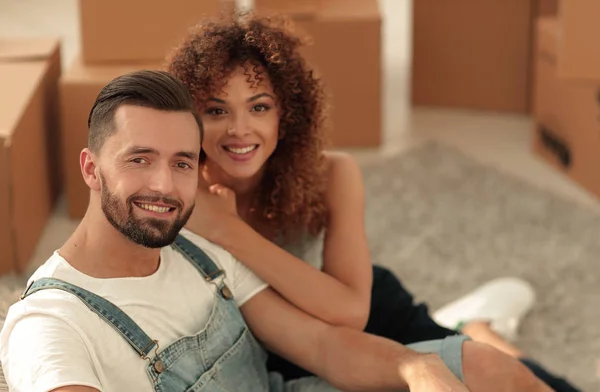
[0,70,550,392]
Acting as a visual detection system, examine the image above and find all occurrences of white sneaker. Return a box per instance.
[432,277,536,342]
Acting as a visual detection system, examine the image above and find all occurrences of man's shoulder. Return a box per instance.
[3,252,97,333]
[176,229,236,267]
[5,282,93,328]
[4,253,71,315]
[29,251,65,278]
[1,283,95,362]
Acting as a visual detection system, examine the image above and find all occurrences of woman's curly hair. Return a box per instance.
[167,12,329,241]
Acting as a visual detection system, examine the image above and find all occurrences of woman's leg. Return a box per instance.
[409,338,554,392]
[519,358,581,392]
[455,322,580,392]
[268,265,581,390]
[461,321,526,358]
[369,265,581,392]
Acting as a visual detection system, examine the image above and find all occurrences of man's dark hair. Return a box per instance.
[87,70,203,152]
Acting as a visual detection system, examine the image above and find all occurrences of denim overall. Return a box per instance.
[20,234,276,391]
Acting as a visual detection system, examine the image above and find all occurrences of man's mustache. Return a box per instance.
[128,195,183,210]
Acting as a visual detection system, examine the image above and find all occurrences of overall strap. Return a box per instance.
[20,277,158,359]
[172,234,225,281]
[172,234,233,300]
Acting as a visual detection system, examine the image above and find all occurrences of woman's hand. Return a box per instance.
[207,184,238,217]
[184,183,240,244]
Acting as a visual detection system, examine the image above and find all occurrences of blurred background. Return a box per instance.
[0,0,598,390]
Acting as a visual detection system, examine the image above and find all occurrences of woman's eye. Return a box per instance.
[252,104,270,112]
[206,107,226,116]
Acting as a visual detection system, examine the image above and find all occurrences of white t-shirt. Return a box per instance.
[0,229,268,392]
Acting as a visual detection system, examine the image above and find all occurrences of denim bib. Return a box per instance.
[21,235,270,391]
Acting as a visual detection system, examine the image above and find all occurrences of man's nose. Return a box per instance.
[148,165,174,195]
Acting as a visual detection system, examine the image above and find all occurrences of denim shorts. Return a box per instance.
[406,335,471,382]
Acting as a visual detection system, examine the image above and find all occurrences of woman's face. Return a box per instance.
[200,66,280,181]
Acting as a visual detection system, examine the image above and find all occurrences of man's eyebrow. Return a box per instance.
[175,151,199,161]
[122,146,159,156]
[121,147,197,161]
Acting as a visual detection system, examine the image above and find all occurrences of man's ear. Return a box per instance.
[80,148,101,191]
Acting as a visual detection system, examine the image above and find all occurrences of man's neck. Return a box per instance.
[60,206,161,279]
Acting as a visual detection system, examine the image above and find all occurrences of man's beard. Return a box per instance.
[100,174,193,248]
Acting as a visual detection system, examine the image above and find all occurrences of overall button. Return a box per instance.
[154,360,165,373]
[221,285,232,300]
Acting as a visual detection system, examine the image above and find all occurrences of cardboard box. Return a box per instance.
[0,38,61,274]
[79,0,222,64]
[60,58,164,219]
[221,0,236,15]
[280,0,382,147]
[532,17,600,198]
[411,0,536,114]
[537,0,558,17]
[530,0,560,111]
[254,0,321,15]
[557,1,600,82]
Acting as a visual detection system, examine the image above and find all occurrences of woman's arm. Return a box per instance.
[206,152,373,330]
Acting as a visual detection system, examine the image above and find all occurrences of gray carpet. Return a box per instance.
[0,141,597,390]
[362,142,599,391]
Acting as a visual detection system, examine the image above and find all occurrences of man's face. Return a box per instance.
[96,105,201,248]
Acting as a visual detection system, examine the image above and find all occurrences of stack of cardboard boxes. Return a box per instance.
[61,0,228,219]
[62,0,383,220]
[0,38,62,274]
[532,2,600,198]
[255,0,383,148]
[255,0,321,15]
[412,0,600,198]
[411,0,558,114]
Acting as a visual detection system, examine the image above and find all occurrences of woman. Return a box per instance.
[167,13,579,391]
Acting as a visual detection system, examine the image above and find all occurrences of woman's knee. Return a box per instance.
[462,341,550,392]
